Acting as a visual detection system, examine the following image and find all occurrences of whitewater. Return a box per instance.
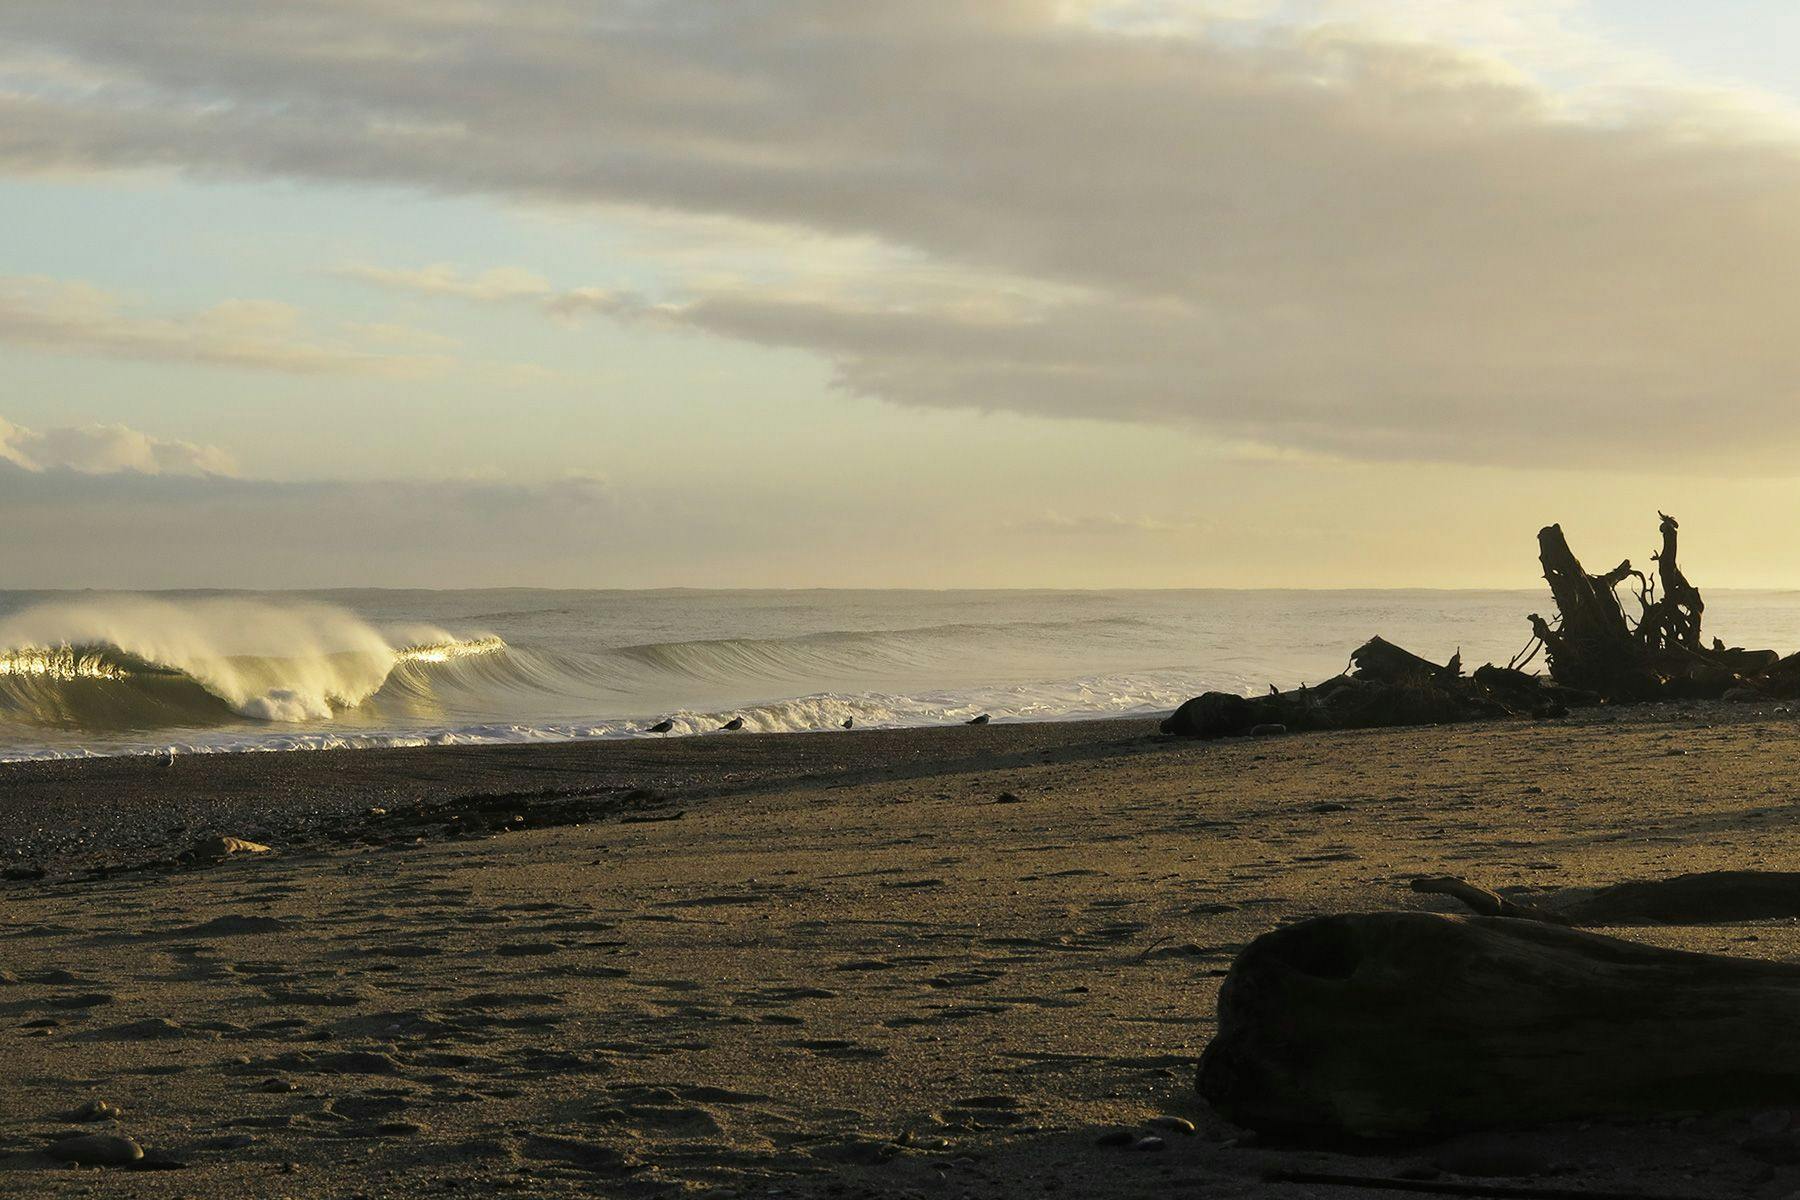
[7,587,1800,761]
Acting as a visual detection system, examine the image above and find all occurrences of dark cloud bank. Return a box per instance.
[5,1,1800,467]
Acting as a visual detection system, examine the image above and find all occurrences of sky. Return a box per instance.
[4,0,1800,589]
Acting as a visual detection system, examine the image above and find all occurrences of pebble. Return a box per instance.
[1753,1109,1794,1135]
[1430,1137,1553,1177]
[45,1133,143,1166]
[64,1098,123,1122]
[1131,1136,1166,1152]
[1148,1116,1195,1135]
[995,793,1023,804]
[189,834,273,861]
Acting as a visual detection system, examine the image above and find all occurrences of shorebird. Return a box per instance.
[719,717,745,731]
[966,713,990,726]
[841,718,854,729]
[647,719,674,734]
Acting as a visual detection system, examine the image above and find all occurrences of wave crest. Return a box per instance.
[0,596,505,727]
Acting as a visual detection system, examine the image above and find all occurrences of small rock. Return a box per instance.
[1752,1109,1794,1136]
[1148,1116,1195,1135]
[375,1121,427,1137]
[63,1099,123,1122]
[45,1133,143,1166]
[1431,1137,1554,1178]
[1131,1136,1166,1152]
[995,792,1023,805]
[1248,723,1287,737]
[257,1077,300,1094]
[809,1137,899,1165]
[1742,1132,1800,1165]
[1309,802,1348,813]
[188,835,273,862]
[1094,1129,1135,1148]
[33,969,83,985]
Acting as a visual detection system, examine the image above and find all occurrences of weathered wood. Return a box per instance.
[1197,912,1800,1137]
[1409,876,1569,924]
[1350,636,1460,684]
[1262,1170,1713,1200]
[1531,516,1778,701]
[1415,870,1800,926]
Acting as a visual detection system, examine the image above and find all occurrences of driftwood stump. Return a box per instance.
[1197,912,1800,1138]
[1529,516,1778,700]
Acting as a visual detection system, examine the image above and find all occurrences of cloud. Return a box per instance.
[0,276,450,377]
[0,414,237,477]
[335,263,553,303]
[1006,511,1208,536]
[8,3,1800,465]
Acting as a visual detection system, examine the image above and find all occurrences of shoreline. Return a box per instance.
[5,698,1790,877]
[0,715,1169,874]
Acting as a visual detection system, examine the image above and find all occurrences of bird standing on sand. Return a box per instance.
[720,717,745,731]
[966,713,990,726]
[647,719,674,734]
[842,718,854,729]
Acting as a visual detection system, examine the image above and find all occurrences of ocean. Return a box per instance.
[3,587,1799,761]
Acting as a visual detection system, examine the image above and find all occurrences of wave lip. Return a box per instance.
[0,594,510,729]
[0,644,142,682]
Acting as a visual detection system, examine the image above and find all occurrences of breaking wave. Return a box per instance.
[0,594,1246,760]
[0,596,506,729]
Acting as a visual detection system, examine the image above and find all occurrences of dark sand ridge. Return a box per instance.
[0,718,1161,873]
[5,708,1800,1196]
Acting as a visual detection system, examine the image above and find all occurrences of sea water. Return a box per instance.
[3,587,1799,760]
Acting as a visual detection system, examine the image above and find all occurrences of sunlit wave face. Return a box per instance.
[393,636,507,665]
[0,646,132,681]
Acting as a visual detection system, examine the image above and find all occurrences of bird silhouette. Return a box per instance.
[647,719,674,734]
[841,718,854,729]
[719,716,745,731]
[966,713,990,726]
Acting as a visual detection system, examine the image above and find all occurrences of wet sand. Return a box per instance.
[5,709,1800,1196]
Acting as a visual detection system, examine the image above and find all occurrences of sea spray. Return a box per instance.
[0,595,411,721]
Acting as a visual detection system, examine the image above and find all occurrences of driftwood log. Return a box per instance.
[1197,912,1800,1137]
[1160,637,1588,739]
[1163,513,1800,740]
[1416,870,1800,926]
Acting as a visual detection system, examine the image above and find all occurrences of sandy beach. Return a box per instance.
[6,708,1800,1197]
